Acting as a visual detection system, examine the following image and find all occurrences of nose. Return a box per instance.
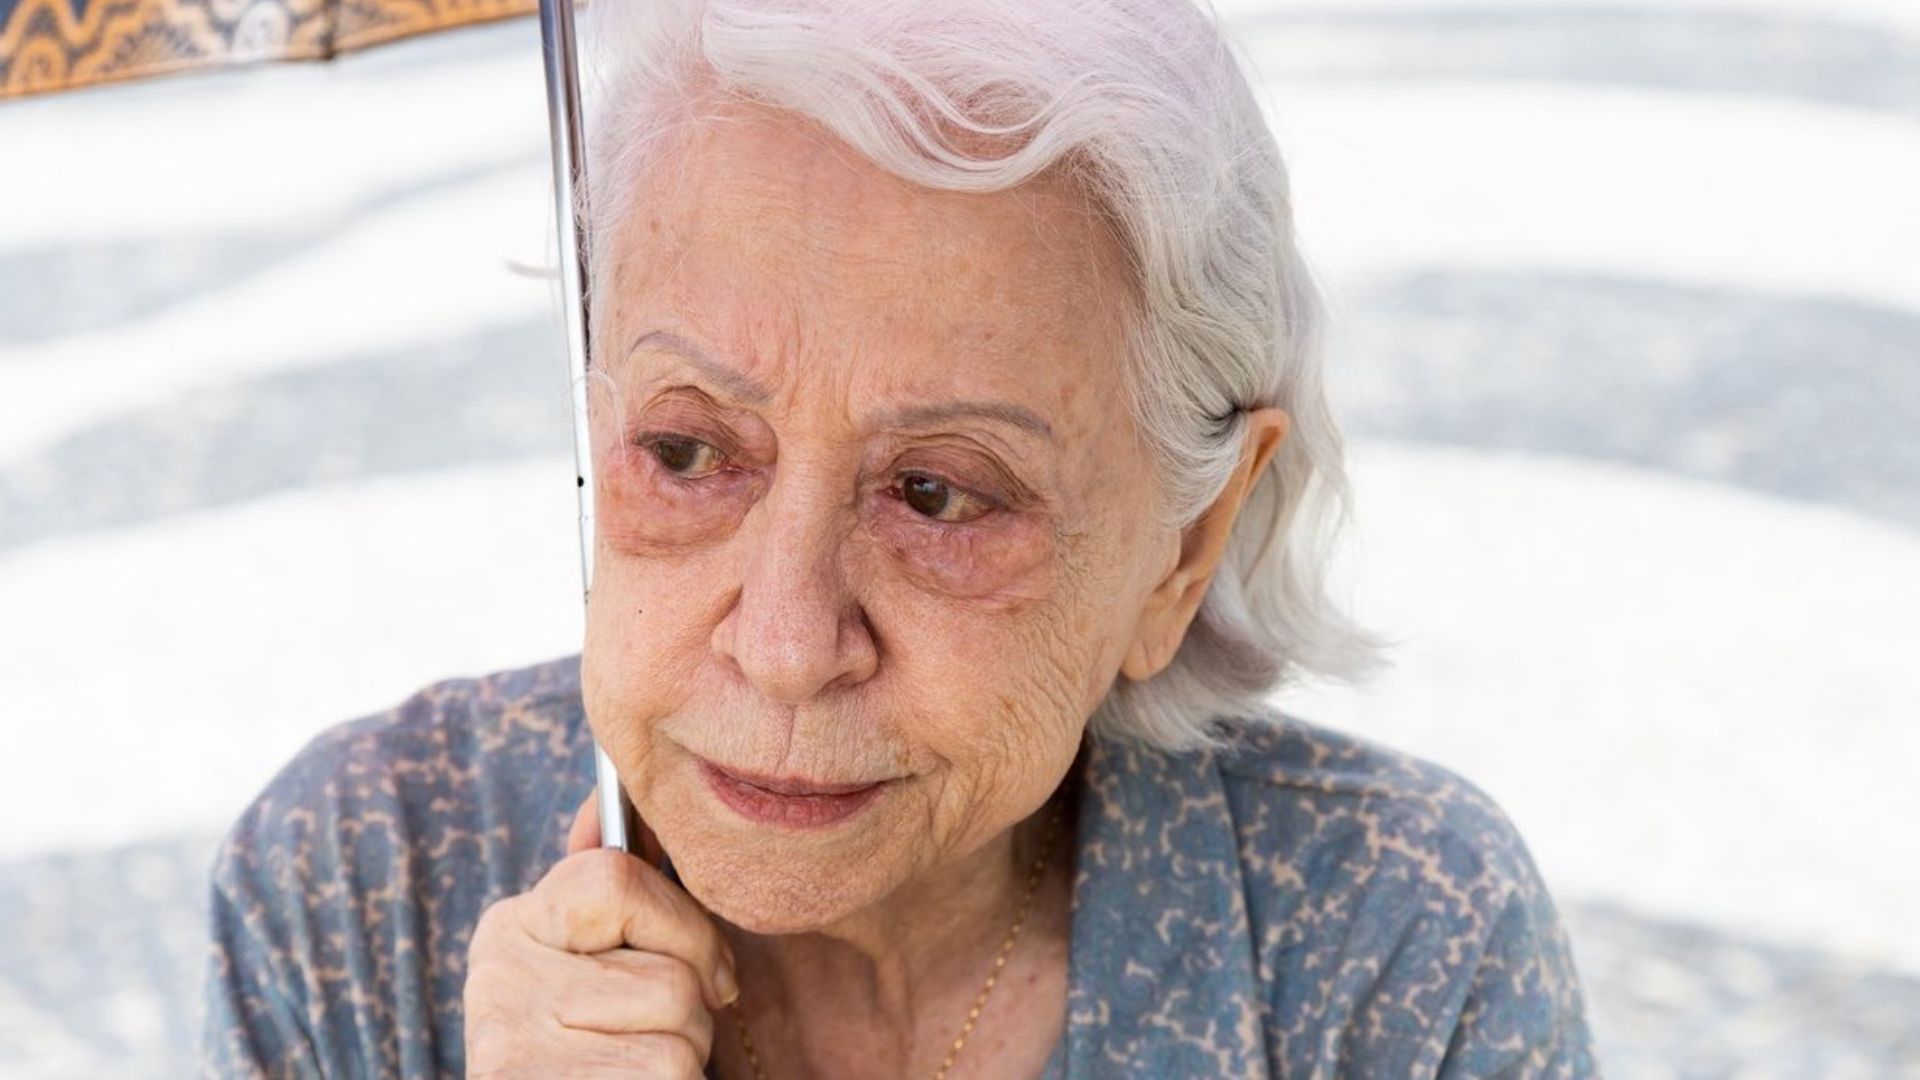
[711,478,879,705]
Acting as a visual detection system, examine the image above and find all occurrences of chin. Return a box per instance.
[673,844,891,935]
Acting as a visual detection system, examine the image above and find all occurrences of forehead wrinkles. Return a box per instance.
[620,247,1013,434]
[663,126,1100,296]
[613,110,1127,339]
[606,115,1135,489]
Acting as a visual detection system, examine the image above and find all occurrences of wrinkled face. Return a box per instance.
[580,101,1170,932]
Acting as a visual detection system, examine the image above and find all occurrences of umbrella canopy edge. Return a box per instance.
[0,0,539,101]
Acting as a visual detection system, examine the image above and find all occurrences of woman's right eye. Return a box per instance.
[645,435,727,479]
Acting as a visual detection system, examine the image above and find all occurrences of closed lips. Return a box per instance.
[708,763,886,796]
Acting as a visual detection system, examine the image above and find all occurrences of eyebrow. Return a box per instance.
[624,329,1055,443]
[626,330,774,406]
[875,400,1054,442]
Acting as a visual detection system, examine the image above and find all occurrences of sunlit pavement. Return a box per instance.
[2,1,1918,1075]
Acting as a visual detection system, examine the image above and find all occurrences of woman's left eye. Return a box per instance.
[897,473,993,524]
[645,435,727,479]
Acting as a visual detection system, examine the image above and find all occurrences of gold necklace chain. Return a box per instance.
[727,794,1065,1080]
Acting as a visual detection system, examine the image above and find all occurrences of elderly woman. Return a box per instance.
[200,0,1594,1076]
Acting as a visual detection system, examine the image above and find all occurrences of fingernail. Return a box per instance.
[716,961,740,1007]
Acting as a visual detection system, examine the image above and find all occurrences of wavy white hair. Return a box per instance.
[578,0,1389,751]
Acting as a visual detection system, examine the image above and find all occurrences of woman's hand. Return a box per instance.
[463,791,739,1079]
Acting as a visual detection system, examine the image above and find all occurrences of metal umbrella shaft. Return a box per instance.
[536,0,641,857]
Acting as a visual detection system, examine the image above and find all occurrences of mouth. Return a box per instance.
[705,761,889,796]
[697,759,893,829]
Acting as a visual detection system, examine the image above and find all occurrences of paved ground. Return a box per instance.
[2,0,1916,1075]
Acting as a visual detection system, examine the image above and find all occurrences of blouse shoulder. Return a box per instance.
[1203,711,1599,1077]
[1210,711,1546,894]
[198,655,592,1078]
[210,653,589,903]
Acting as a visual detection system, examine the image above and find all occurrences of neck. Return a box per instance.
[716,775,1079,1077]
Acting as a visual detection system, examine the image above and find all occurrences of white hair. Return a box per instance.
[578,0,1389,751]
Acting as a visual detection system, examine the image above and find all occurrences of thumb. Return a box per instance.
[565,788,666,867]
[565,790,601,855]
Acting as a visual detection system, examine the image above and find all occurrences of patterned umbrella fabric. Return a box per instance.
[0,0,535,99]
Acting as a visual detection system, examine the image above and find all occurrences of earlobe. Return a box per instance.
[1120,618,1169,682]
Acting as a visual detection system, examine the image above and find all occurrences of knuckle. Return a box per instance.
[542,851,635,945]
[470,895,520,949]
[632,1032,703,1077]
[594,950,703,1026]
[654,961,704,1028]
[579,848,635,894]
[683,995,716,1060]
[540,848,613,898]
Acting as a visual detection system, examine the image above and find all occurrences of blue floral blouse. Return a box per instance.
[199,655,1597,1077]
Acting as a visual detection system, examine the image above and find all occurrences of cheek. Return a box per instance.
[595,442,759,554]
[866,508,1057,605]
[581,560,718,754]
[941,530,1122,729]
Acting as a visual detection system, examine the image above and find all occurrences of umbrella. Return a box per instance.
[0,0,536,99]
[0,0,644,855]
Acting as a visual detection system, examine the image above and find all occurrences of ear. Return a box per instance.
[1121,407,1290,682]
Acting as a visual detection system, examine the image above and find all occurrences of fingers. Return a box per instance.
[567,791,602,855]
[466,892,724,1076]
[464,988,707,1080]
[516,848,739,1012]
[468,805,735,1079]
[546,948,716,1060]
[547,1030,706,1078]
